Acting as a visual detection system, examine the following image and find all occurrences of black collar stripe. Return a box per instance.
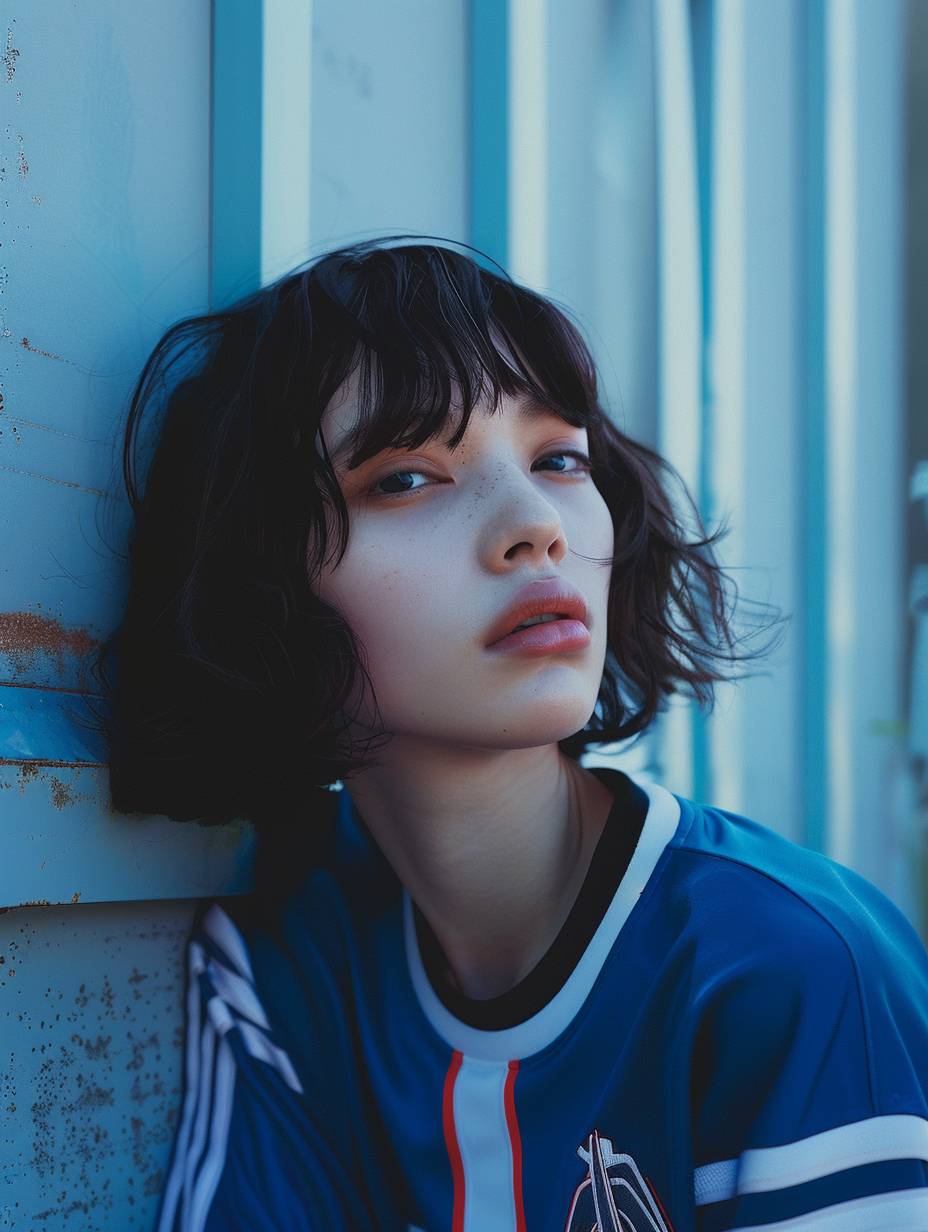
[412,767,649,1031]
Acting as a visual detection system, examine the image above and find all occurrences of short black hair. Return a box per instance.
[87,233,787,850]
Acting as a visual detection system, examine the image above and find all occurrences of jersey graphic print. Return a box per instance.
[564,1131,674,1232]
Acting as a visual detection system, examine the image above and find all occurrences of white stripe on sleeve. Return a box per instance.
[694,1113,928,1204]
[158,912,305,1231]
[157,941,207,1232]
[201,903,255,982]
[181,1012,218,1231]
[187,1032,237,1232]
[205,955,271,1031]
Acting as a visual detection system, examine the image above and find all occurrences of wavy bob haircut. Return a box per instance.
[88,233,786,860]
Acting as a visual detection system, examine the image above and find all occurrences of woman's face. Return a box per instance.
[311,367,615,753]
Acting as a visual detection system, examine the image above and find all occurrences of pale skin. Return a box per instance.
[310,360,618,1002]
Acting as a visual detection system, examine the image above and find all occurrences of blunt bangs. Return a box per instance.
[310,241,595,478]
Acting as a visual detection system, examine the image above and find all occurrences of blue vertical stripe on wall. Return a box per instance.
[798,0,828,854]
[469,0,509,270]
[210,0,264,309]
[689,0,715,807]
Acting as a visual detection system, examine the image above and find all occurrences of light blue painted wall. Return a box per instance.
[309,0,468,254]
[1,1,922,1226]
[0,4,233,1226]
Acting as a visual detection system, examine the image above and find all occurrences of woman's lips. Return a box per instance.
[484,618,591,656]
[483,578,591,648]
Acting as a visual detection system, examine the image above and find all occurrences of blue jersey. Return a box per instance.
[155,770,928,1231]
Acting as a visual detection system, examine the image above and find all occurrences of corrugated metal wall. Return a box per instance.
[1,1,922,1226]
[0,4,245,1224]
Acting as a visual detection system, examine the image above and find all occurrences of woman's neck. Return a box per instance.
[343,746,615,1000]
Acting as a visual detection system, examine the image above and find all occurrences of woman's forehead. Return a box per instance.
[317,329,550,470]
[320,382,574,473]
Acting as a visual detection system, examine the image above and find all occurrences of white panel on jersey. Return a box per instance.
[453,1055,518,1232]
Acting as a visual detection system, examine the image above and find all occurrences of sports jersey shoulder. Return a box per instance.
[661,796,928,1229]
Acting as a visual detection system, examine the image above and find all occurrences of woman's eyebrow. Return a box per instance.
[514,395,572,424]
[325,395,573,471]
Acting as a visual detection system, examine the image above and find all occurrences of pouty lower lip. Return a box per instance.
[486,619,591,655]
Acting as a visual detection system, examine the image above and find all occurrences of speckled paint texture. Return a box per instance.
[0,900,195,1229]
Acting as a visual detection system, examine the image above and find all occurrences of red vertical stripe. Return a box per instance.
[442,1050,465,1232]
[645,1174,676,1232]
[503,1058,527,1232]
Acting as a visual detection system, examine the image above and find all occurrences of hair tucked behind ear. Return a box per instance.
[83,232,787,854]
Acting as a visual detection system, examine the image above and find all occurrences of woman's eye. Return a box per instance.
[537,449,593,476]
[365,449,593,500]
[366,468,433,498]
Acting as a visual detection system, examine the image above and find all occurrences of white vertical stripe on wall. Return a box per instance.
[508,0,549,292]
[546,0,613,411]
[707,1,802,839]
[308,2,467,252]
[824,0,906,896]
[652,0,703,799]
[453,1056,518,1232]
[825,0,857,867]
[589,0,658,448]
[261,0,313,286]
[707,0,747,818]
[539,0,662,783]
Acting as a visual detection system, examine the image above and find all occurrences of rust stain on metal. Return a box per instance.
[4,901,193,1224]
[1,414,110,443]
[0,756,103,770]
[17,761,39,793]
[144,1168,164,1197]
[75,1081,114,1109]
[71,1032,112,1061]
[4,29,19,84]
[0,610,99,674]
[51,776,76,809]
[3,901,82,911]
[3,896,87,911]
[0,462,107,496]
[20,337,65,362]
[0,679,104,696]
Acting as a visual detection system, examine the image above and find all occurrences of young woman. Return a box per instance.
[93,237,928,1231]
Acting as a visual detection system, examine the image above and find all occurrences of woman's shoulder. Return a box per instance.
[198,785,401,984]
[666,793,928,998]
[667,800,928,1159]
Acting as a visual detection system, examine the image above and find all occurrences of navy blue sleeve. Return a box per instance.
[692,889,928,1231]
[153,901,396,1232]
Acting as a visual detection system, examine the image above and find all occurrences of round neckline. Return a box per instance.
[401,771,685,1061]
[411,767,649,1030]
